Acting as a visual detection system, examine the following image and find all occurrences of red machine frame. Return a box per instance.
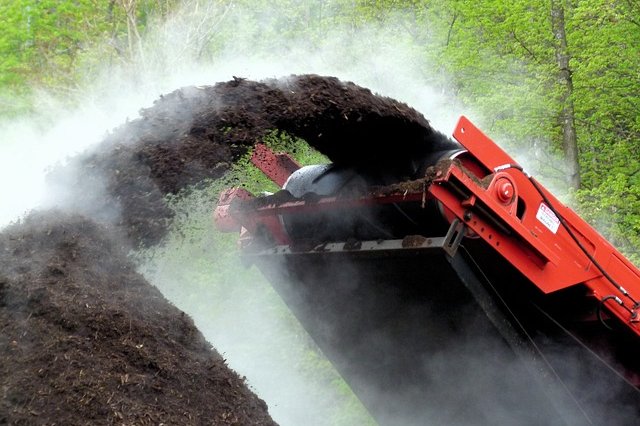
[215,116,640,339]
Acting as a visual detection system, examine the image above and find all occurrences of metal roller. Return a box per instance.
[280,149,465,242]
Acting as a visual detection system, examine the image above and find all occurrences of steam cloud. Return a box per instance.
[0,1,631,426]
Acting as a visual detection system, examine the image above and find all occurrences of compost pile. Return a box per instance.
[1,75,453,424]
[0,212,275,425]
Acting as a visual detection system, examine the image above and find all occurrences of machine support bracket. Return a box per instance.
[443,218,466,257]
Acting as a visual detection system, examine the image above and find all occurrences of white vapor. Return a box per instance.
[0,1,462,229]
[0,1,569,425]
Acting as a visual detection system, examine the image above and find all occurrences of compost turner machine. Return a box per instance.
[215,117,640,425]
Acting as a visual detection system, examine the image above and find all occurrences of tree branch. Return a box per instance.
[622,0,640,27]
[510,29,539,62]
[446,12,458,46]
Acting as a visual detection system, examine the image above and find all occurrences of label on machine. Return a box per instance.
[536,202,560,234]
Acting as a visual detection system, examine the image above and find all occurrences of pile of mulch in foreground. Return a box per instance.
[60,75,457,246]
[0,211,276,425]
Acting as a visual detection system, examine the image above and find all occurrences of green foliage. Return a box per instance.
[219,130,327,195]
[262,130,328,165]
[0,1,118,105]
[569,0,640,190]
[0,0,184,116]
[576,172,640,265]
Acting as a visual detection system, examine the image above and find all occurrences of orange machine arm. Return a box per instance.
[431,116,640,336]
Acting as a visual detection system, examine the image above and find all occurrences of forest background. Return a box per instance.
[1,1,639,424]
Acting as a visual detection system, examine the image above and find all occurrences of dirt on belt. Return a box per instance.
[1,75,456,424]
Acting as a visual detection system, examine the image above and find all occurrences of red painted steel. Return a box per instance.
[446,116,640,335]
[251,143,301,187]
[215,117,640,338]
[213,187,253,232]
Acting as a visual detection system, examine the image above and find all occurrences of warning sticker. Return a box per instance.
[536,202,560,234]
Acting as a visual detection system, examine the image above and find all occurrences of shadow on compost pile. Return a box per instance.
[0,212,276,425]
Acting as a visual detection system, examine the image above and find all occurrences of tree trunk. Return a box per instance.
[119,0,144,61]
[551,0,580,189]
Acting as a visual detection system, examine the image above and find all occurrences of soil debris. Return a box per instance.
[0,211,276,425]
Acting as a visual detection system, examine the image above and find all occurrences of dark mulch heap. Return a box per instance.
[0,212,276,425]
[2,75,454,425]
[67,74,456,246]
